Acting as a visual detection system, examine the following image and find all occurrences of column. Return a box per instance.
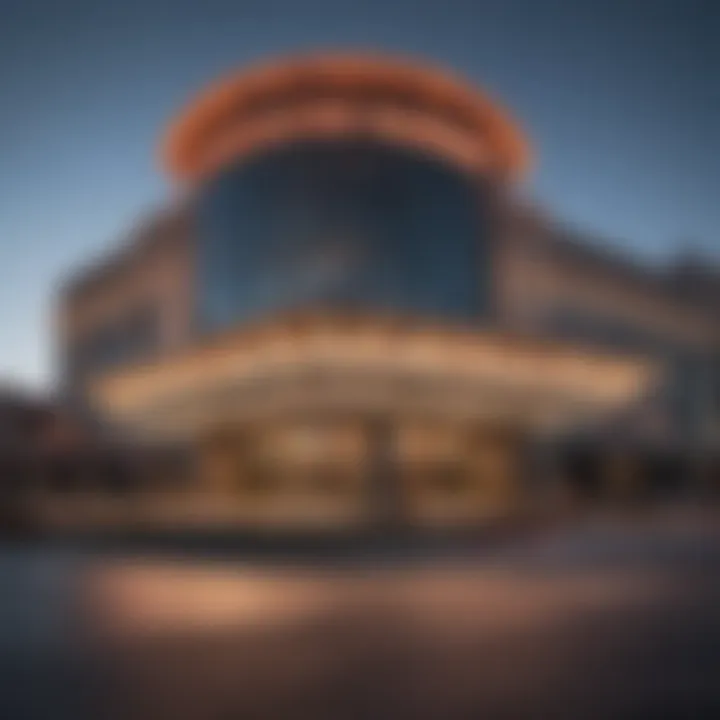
[603,449,641,508]
[365,415,402,532]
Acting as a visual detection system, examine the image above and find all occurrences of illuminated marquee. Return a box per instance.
[161,53,531,184]
[92,319,657,438]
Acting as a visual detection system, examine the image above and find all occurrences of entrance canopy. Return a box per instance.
[91,316,658,442]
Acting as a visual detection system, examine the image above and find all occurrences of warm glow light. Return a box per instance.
[161,53,530,183]
[92,319,657,438]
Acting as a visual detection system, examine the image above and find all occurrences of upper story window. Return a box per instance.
[69,304,161,380]
[542,307,671,355]
[196,139,487,332]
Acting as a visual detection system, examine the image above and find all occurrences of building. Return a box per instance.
[37,53,720,533]
[0,387,101,531]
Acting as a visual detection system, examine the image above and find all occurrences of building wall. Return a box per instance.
[495,210,716,349]
[58,168,719,448]
[58,208,195,393]
[494,206,720,443]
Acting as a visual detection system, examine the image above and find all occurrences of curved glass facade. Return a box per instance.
[196,140,487,331]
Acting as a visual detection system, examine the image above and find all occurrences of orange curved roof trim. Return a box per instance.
[161,52,531,183]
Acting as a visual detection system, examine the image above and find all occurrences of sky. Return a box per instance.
[0,0,718,386]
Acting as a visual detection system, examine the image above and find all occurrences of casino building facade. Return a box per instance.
[42,53,719,532]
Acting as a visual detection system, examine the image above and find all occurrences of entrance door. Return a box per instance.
[394,421,520,528]
[201,416,522,531]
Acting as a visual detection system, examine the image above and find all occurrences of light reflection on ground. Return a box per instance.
[87,561,664,639]
[1,513,719,719]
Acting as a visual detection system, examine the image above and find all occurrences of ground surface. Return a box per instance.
[1,511,719,719]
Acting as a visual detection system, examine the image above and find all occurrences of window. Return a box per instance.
[196,139,487,332]
[543,307,670,354]
[69,304,160,380]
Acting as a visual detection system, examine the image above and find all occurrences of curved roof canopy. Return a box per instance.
[161,53,531,183]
